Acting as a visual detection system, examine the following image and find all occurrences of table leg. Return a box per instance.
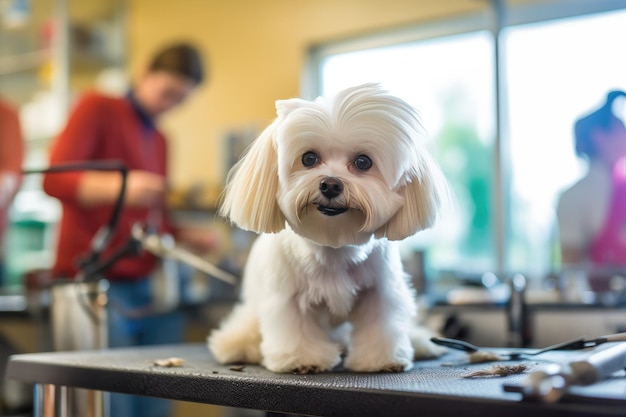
[34,384,107,417]
[34,384,57,417]
[86,389,109,417]
[59,386,69,417]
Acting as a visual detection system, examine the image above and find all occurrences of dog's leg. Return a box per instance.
[343,283,415,373]
[259,299,341,374]
[207,304,262,364]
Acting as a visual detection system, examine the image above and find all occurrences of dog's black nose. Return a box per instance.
[320,177,344,199]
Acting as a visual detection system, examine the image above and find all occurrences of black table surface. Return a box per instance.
[6,343,626,417]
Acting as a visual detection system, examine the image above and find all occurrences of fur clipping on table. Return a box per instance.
[462,364,529,378]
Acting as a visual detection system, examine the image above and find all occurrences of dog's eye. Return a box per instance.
[302,151,319,167]
[354,155,373,171]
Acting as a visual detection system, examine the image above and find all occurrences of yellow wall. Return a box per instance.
[127,0,484,196]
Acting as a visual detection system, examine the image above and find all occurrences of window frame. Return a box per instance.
[303,0,626,276]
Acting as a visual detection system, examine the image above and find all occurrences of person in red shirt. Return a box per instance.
[0,98,24,286]
[43,43,213,417]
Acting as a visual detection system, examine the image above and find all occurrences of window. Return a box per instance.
[310,2,626,288]
[320,31,496,279]
[504,9,626,276]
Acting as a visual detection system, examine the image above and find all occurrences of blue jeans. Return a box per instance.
[107,279,185,417]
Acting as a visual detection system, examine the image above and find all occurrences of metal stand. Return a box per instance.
[37,280,111,417]
[35,384,106,417]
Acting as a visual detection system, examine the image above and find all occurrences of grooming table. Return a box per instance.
[6,344,626,417]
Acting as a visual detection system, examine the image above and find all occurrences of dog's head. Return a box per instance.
[220,83,448,247]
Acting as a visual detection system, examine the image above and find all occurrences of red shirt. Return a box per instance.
[0,99,24,242]
[43,92,171,280]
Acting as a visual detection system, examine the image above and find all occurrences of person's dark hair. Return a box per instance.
[575,90,626,159]
[148,43,205,85]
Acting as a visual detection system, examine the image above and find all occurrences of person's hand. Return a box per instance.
[125,170,167,207]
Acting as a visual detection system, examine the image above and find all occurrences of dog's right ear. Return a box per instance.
[219,119,286,233]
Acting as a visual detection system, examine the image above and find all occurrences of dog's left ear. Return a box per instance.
[219,98,309,233]
[219,119,286,234]
[376,154,448,241]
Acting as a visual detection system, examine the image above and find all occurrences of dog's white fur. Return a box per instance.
[208,83,448,373]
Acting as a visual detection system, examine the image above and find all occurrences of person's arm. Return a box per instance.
[43,94,165,207]
[0,101,24,206]
[43,93,109,204]
[76,170,165,207]
[0,102,24,172]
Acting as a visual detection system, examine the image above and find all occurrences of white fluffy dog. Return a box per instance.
[208,83,448,374]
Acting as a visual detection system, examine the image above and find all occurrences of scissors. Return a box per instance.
[431,332,626,361]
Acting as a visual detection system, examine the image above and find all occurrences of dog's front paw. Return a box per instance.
[344,355,413,373]
[264,352,341,374]
[262,342,341,374]
[344,337,414,373]
[291,364,328,374]
[378,362,410,373]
